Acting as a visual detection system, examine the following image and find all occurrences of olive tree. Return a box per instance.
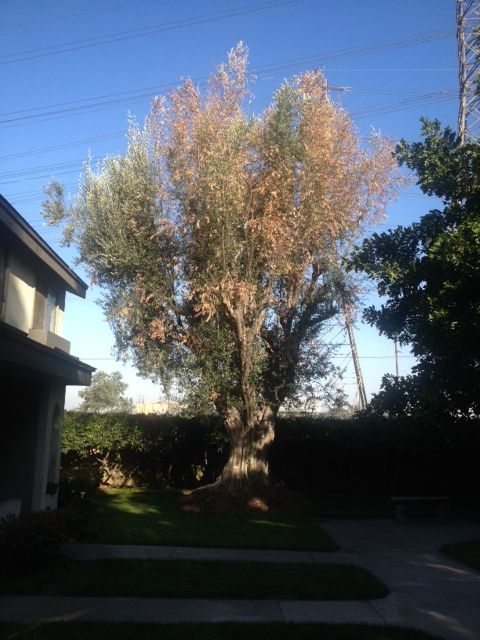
[44,44,397,501]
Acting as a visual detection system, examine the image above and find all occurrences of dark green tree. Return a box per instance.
[78,371,133,414]
[350,119,480,417]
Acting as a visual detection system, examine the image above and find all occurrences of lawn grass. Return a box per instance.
[0,559,388,600]
[440,540,480,572]
[0,623,444,640]
[79,488,338,550]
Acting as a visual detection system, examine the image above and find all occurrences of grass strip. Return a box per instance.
[440,540,480,572]
[0,559,388,600]
[80,488,338,550]
[0,622,444,640]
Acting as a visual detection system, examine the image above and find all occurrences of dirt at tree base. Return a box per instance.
[178,482,310,513]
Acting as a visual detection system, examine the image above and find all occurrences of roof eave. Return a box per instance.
[0,194,88,298]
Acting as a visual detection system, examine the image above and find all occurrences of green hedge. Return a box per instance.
[60,412,480,496]
[61,413,227,491]
[270,416,480,496]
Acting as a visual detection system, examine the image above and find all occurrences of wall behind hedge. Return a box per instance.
[61,412,480,496]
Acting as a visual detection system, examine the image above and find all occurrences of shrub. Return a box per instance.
[0,508,83,570]
[58,464,102,508]
[61,412,228,489]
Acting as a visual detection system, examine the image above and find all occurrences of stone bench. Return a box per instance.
[390,496,452,521]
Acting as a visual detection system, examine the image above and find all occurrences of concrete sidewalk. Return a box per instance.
[63,542,320,563]
[0,595,390,625]
[319,519,480,640]
[0,519,479,640]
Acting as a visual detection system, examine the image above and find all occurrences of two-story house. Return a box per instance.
[0,194,95,518]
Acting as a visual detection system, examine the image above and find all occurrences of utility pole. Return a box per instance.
[343,304,368,411]
[457,0,480,144]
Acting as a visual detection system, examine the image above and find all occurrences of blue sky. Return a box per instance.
[1,0,459,409]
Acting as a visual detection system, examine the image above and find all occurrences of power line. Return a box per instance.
[0,100,453,167]
[251,29,454,76]
[350,91,456,119]
[0,83,456,123]
[0,0,298,66]
[0,94,456,179]
[0,87,455,131]
[0,162,100,186]
[331,355,415,359]
[0,92,455,192]
[0,28,454,129]
[0,32,458,197]
[1,0,162,32]
[0,132,124,162]
[52,158,432,198]
[0,186,77,209]
[0,157,101,181]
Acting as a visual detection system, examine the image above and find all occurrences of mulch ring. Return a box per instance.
[178,482,311,513]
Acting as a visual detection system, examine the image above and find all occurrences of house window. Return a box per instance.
[33,279,58,333]
[45,290,57,332]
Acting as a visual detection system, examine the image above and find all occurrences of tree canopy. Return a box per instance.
[44,44,398,498]
[350,119,480,418]
[78,370,133,414]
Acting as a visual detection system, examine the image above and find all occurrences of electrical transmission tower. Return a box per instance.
[457,0,480,143]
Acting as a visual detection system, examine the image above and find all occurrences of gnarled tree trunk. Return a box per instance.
[218,405,276,492]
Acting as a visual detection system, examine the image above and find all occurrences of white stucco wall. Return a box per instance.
[4,254,35,333]
[31,382,66,512]
[4,253,65,338]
